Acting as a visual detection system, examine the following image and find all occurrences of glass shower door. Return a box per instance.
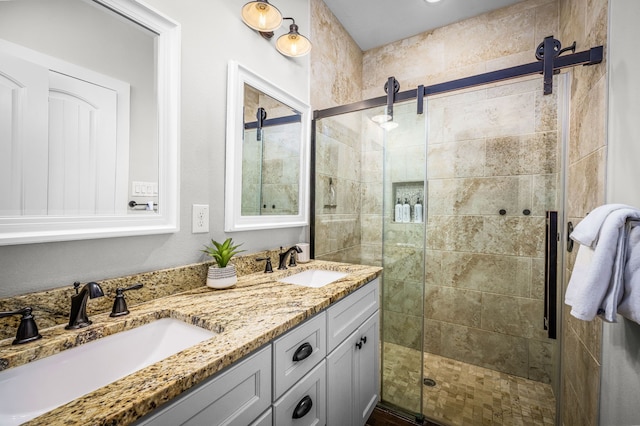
[421,75,564,425]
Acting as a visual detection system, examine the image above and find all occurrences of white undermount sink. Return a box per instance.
[0,318,215,426]
[278,269,348,288]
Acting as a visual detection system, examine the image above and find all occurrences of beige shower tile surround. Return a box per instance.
[0,260,382,425]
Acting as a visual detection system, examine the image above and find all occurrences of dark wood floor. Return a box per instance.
[366,406,440,426]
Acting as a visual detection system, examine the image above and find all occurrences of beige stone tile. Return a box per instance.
[486,132,558,176]
[528,338,556,383]
[426,215,485,252]
[423,318,442,354]
[425,249,442,287]
[425,285,482,328]
[532,173,560,215]
[481,293,545,339]
[534,1,559,43]
[446,93,536,142]
[568,75,606,164]
[562,325,601,423]
[531,257,546,300]
[566,147,606,218]
[383,244,425,283]
[439,322,529,377]
[382,310,423,350]
[452,176,522,215]
[481,216,546,257]
[440,251,532,297]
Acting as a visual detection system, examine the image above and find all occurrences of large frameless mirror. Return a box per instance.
[225,61,310,232]
[0,0,180,245]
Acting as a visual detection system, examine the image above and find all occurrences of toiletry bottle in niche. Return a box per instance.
[395,198,402,222]
[415,198,423,223]
[403,198,410,223]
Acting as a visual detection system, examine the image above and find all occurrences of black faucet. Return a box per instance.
[66,281,104,330]
[278,245,303,270]
[110,283,143,317]
[0,307,42,345]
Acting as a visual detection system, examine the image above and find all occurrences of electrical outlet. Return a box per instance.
[192,204,209,233]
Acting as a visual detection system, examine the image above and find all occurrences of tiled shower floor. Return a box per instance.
[382,343,556,426]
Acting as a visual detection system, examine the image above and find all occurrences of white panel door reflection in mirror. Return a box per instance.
[0,51,48,216]
[0,46,129,217]
[48,71,126,215]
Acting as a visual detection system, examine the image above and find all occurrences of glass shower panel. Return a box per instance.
[379,100,427,416]
[422,75,563,425]
[314,101,428,418]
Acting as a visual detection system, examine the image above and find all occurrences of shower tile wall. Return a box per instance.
[559,0,608,424]
[423,77,560,383]
[314,117,366,264]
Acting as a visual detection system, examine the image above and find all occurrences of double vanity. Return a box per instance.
[0,260,382,425]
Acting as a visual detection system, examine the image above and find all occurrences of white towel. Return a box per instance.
[570,204,635,247]
[565,207,640,321]
[618,226,640,324]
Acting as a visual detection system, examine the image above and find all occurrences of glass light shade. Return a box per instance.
[241,0,283,32]
[276,25,312,57]
[380,121,399,130]
[371,114,392,123]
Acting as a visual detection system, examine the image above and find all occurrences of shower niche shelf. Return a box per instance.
[392,181,424,224]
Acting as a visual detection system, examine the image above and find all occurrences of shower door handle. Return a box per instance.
[544,211,558,339]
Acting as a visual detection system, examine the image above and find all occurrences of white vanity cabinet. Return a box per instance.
[326,278,380,426]
[133,277,379,426]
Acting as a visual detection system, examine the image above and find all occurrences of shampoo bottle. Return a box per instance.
[403,198,410,223]
[395,198,402,222]
[415,198,423,223]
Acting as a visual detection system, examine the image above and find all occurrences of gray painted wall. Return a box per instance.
[0,0,310,297]
[601,1,640,424]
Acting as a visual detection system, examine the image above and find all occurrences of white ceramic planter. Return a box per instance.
[206,264,237,289]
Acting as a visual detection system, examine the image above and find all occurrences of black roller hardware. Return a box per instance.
[499,209,507,216]
[360,336,367,345]
[292,395,313,419]
[292,342,313,362]
[523,209,531,216]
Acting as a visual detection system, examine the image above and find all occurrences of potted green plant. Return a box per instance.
[202,238,245,289]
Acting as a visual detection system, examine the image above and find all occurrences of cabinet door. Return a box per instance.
[326,310,380,426]
[326,328,356,426]
[354,311,379,425]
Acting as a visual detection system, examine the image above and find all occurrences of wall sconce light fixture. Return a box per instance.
[241,2,311,57]
[241,0,283,32]
[276,18,312,57]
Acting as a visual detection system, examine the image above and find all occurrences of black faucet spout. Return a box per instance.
[278,245,303,270]
[66,281,104,330]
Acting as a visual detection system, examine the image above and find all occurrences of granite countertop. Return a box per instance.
[0,260,382,426]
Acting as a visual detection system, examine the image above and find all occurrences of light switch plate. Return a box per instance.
[192,204,209,233]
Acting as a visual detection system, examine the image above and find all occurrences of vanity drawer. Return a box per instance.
[327,278,379,352]
[134,345,271,426]
[273,311,326,399]
[273,360,326,426]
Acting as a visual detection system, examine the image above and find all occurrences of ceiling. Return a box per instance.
[322,0,526,51]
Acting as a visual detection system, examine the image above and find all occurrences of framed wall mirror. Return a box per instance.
[0,0,180,245]
[225,61,310,232]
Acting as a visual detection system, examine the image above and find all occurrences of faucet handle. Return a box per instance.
[110,283,143,317]
[0,307,43,345]
[256,257,273,273]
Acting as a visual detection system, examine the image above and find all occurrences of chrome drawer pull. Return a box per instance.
[292,395,313,419]
[292,342,313,362]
